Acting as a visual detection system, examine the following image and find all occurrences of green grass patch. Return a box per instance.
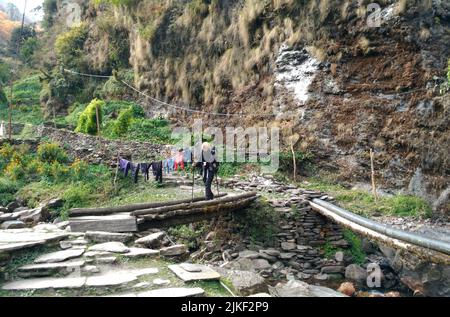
[300,176,432,219]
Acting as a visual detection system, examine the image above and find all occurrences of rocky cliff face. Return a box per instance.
[48,0,449,215]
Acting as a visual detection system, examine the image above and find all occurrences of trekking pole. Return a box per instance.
[215,172,220,197]
[191,165,195,202]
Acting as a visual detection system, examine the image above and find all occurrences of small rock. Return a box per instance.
[345,264,368,284]
[238,250,260,259]
[82,265,100,274]
[281,242,296,251]
[160,244,187,257]
[337,282,356,296]
[134,232,165,248]
[59,241,73,250]
[252,259,271,270]
[133,282,150,289]
[152,278,170,286]
[321,265,345,274]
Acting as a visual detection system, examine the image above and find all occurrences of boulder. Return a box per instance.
[215,267,266,296]
[0,207,8,213]
[269,280,348,297]
[251,259,271,270]
[134,232,165,248]
[6,201,20,212]
[345,264,368,284]
[0,220,26,229]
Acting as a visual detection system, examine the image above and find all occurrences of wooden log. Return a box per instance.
[68,214,138,233]
[139,198,256,229]
[132,192,257,216]
[141,197,257,221]
[69,193,228,217]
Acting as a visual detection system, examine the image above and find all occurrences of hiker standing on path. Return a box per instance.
[194,142,219,200]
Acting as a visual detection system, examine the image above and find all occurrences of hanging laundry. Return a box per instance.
[130,163,140,183]
[151,161,163,183]
[164,158,174,174]
[119,158,131,177]
[140,163,151,181]
[182,147,192,163]
[174,150,185,172]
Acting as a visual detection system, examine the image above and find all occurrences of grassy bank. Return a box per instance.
[299,176,432,219]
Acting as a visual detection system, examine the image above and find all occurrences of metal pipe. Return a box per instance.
[312,198,450,255]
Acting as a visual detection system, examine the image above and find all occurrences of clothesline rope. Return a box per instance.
[63,68,276,118]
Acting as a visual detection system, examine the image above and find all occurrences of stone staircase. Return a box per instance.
[0,225,224,297]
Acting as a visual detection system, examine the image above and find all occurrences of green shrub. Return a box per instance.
[55,24,88,68]
[113,107,134,136]
[390,195,432,218]
[0,177,19,205]
[279,150,314,174]
[37,143,69,164]
[62,184,92,213]
[126,118,172,143]
[168,223,207,250]
[75,99,104,135]
[343,229,366,265]
[234,198,280,246]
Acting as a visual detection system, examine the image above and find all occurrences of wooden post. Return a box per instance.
[113,153,120,186]
[291,140,296,182]
[95,105,100,136]
[370,148,378,200]
[8,79,12,140]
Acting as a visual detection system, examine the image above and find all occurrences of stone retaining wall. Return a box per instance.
[34,126,171,166]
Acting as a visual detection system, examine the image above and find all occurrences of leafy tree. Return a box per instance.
[0,59,11,106]
[20,37,40,64]
[75,99,104,135]
[55,24,88,69]
[42,0,58,29]
[8,26,36,55]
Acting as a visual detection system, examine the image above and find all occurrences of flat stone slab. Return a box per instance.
[2,277,86,291]
[168,264,220,282]
[83,251,113,258]
[128,268,159,277]
[85,231,133,243]
[137,287,205,297]
[159,244,187,256]
[85,273,138,287]
[88,242,130,253]
[34,248,85,264]
[123,247,159,258]
[19,260,86,274]
[0,229,69,253]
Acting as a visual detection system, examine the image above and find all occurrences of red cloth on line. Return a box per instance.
[174,153,184,170]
